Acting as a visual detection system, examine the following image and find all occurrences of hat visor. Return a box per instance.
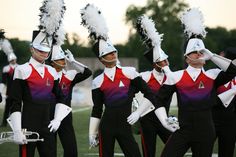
[32,44,51,53]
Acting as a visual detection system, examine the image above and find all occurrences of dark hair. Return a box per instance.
[0,29,5,39]
[224,47,236,60]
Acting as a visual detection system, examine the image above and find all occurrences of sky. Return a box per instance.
[0,0,235,44]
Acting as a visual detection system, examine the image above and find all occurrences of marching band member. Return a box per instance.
[8,0,71,156]
[0,29,18,127]
[135,15,174,157]
[212,47,236,157]
[155,8,236,157]
[50,23,92,156]
[81,4,156,157]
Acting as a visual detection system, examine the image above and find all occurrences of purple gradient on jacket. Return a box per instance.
[27,66,54,101]
[176,71,214,103]
[101,68,130,104]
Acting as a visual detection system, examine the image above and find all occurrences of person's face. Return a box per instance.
[100,51,117,68]
[31,47,49,63]
[51,59,66,72]
[102,52,117,61]
[9,59,16,65]
[154,59,169,72]
[219,51,225,57]
[185,51,205,68]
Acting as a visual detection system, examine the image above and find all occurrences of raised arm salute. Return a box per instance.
[155,8,236,157]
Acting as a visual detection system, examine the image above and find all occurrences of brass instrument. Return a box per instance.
[0,129,44,144]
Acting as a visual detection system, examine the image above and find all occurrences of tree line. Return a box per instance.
[0,0,235,73]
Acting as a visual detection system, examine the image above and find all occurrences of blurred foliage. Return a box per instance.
[0,0,236,73]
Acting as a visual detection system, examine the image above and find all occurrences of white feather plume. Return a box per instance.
[1,39,14,56]
[40,0,65,36]
[81,4,109,40]
[138,15,163,47]
[54,23,66,45]
[180,8,207,38]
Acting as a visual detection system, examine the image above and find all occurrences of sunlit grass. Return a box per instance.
[0,106,223,157]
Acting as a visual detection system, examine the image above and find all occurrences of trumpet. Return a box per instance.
[0,129,44,144]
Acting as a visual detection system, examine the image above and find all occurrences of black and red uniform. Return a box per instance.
[156,64,236,157]
[10,57,65,157]
[55,68,91,157]
[139,70,171,157]
[212,78,236,157]
[91,65,156,157]
[1,63,17,126]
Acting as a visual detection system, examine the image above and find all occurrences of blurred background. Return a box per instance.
[0,0,235,156]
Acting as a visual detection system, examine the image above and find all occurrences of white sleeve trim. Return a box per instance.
[140,71,151,82]
[3,65,10,73]
[13,63,31,80]
[92,74,104,89]
[218,88,236,108]
[163,70,184,85]
[122,67,139,79]
[205,68,221,80]
[64,70,77,81]
[47,65,59,80]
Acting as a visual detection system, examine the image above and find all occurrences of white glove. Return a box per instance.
[48,103,71,132]
[89,134,99,148]
[166,116,180,131]
[218,82,236,107]
[232,83,236,92]
[199,49,214,61]
[48,119,61,132]
[155,107,180,132]
[64,49,87,73]
[200,48,231,71]
[127,98,155,125]
[65,49,76,62]
[7,112,27,145]
[89,117,100,148]
[127,111,140,125]
[13,130,27,145]
[131,98,139,112]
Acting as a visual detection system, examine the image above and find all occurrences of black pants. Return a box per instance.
[99,106,141,157]
[1,97,11,126]
[57,112,78,157]
[19,130,55,157]
[213,109,236,157]
[20,102,56,157]
[161,110,215,157]
[140,112,171,157]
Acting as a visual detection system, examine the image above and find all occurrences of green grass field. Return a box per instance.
[0,107,230,157]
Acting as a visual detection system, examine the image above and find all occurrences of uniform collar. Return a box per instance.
[29,57,45,68]
[152,69,165,84]
[29,57,45,78]
[9,63,17,68]
[104,65,117,81]
[186,65,204,82]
